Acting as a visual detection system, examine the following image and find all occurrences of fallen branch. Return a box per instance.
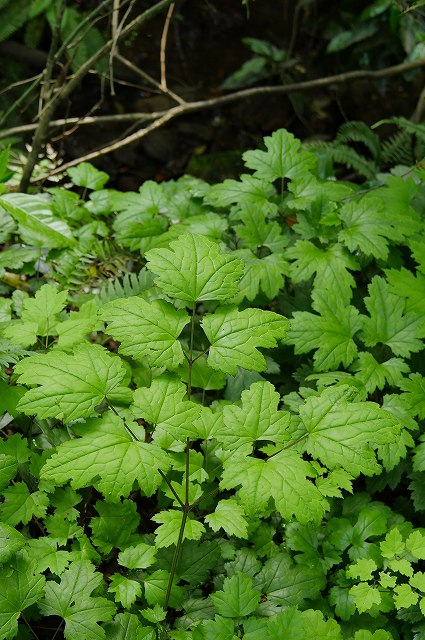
[27,57,425,182]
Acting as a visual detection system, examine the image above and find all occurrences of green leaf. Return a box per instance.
[152,510,205,548]
[0,552,45,640]
[221,450,328,523]
[233,203,288,252]
[0,192,75,248]
[202,306,289,375]
[393,583,418,609]
[243,128,316,182]
[351,352,409,394]
[200,615,235,640]
[102,298,190,369]
[0,523,26,562]
[38,561,116,639]
[287,289,363,371]
[0,482,49,525]
[102,612,152,640]
[361,276,425,357]
[108,574,142,608]
[55,300,102,351]
[287,240,358,304]
[349,583,381,613]
[118,543,157,569]
[215,381,290,455]
[132,374,202,450]
[143,569,184,607]
[406,531,425,559]
[27,538,71,575]
[232,250,289,303]
[67,163,109,190]
[41,413,170,501]
[386,267,425,316]
[146,233,244,303]
[90,499,140,553]
[401,373,425,420]
[15,343,129,421]
[205,174,276,210]
[4,283,67,347]
[380,528,405,559]
[205,499,249,538]
[346,558,377,581]
[0,454,18,492]
[211,573,260,617]
[299,386,402,476]
[267,607,342,640]
[410,571,425,591]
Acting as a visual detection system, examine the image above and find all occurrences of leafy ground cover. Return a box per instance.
[1,128,425,639]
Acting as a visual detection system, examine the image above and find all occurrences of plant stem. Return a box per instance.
[164,507,188,609]
[187,303,196,399]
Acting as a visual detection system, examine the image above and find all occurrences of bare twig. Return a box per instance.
[29,57,425,181]
[115,52,186,104]
[160,2,175,92]
[18,0,175,190]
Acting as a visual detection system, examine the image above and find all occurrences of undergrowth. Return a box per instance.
[1,127,425,639]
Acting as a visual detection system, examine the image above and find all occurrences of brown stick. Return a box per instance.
[28,57,425,181]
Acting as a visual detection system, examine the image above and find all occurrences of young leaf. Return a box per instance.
[351,352,409,394]
[210,573,260,617]
[101,298,190,369]
[118,543,157,569]
[216,381,290,455]
[108,574,142,609]
[349,583,381,613]
[299,385,402,476]
[0,553,45,640]
[15,343,130,421]
[0,482,49,525]
[132,374,202,449]
[361,276,425,357]
[205,499,249,539]
[152,510,205,548]
[146,233,244,303]
[38,561,116,639]
[40,413,170,502]
[202,306,289,375]
[287,289,363,371]
[243,128,316,182]
[67,162,109,190]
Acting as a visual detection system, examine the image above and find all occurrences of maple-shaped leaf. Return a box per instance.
[205,499,249,538]
[108,574,142,609]
[205,174,276,209]
[386,267,425,315]
[243,128,316,182]
[231,250,289,303]
[27,538,71,576]
[15,343,130,421]
[202,306,289,375]
[152,509,205,548]
[299,385,402,476]
[38,561,116,640]
[90,499,140,553]
[220,449,327,524]
[0,482,49,526]
[351,352,409,394]
[338,195,413,260]
[401,373,425,421]
[233,202,289,252]
[287,240,359,304]
[102,298,190,369]
[145,233,244,303]
[4,283,68,347]
[102,612,153,639]
[267,607,342,640]
[215,381,290,455]
[349,583,381,613]
[211,573,260,617]
[67,162,109,190]
[0,523,26,563]
[361,276,425,357]
[132,374,202,450]
[118,542,157,569]
[287,288,363,371]
[55,300,103,351]
[40,413,170,502]
[0,552,45,640]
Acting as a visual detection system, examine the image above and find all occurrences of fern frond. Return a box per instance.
[51,246,98,290]
[0,0,31,42]
[95,268,154,305]
[374,116,425,142]
[380,130,414,166]
[304,141,378,179]
[335,121,381,160]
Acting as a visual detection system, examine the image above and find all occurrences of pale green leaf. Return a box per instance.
[401,373,425,420]
[267,607,342,640]
[346,558,377,581]
[243,129,316,182]
[102,298,189,369]
[287,289,363,371]
[118,543,157,569]
[202,306,289,375]
[349,583,381,613]
[40,413,170,502]
[216,381,290,455]
[380,528,405,559]
[406,530,425,559]
[0,482,49,525]
[0,192,75,248]
[386,267,425,315]
[299,385,402,476]
[0,523,26,562]
[410,571,425,591]
[55,300,102,351]
[351,352,409,394]
[211,573,260,617]
[205,500,249,538]
[394,583,418,609]
[67,163,109,190]
[146,233,244,303]
[15,343,129,421]
[108,574,142,609]
[233,203,289,252]
[132,374,202,450]
[152,510,205,548]
[231,250,288,303]
[361,276,425,357]
[205,174,276,210]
